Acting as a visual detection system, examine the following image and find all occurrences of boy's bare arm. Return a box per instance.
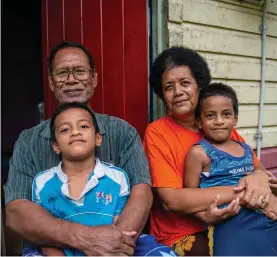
[184,146,241,224]
[183,145,206,188]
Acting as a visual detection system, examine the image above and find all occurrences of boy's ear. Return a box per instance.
[234,115,238,127]
[95,133,102,147]
[196,118,202,130]
[52,141,61,155]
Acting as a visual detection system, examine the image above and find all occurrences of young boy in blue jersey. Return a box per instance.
[184,83,277,256]
[30,102,178,256]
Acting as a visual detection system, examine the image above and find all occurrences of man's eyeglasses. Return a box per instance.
[52,67,92,82]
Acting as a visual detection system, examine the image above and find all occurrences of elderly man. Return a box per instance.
[4,41,153,256]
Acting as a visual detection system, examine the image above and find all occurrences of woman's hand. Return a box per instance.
[268,173,277,196]
[202,195,241,225]
[258,193,277,220]
[234,169,272,210]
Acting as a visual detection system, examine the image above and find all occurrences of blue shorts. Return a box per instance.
[23,234,178,256]
[209,208,277,256]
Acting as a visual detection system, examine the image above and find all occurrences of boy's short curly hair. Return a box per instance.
[149,47,211,100]
[196,82,239,118]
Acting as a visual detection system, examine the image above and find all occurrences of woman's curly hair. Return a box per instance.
[149,47,211,100]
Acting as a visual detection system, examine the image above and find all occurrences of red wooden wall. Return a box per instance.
[41,0,149,138]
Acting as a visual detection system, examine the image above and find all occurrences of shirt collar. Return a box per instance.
[39,112,106,139]
[56,157,105,184]
[56,158,106,201]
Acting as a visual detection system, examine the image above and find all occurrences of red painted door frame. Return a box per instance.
[41,0,149,138]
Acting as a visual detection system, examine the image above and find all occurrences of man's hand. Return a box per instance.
[203,195,241,224]
[77,225,136,256]
[234,169,272,209]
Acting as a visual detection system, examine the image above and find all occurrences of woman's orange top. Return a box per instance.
[143,115,259,246]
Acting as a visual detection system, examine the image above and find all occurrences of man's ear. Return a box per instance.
[95,133,102,147]
[92,70,98,89]
[52,141,61,155]
[48,71,55,92]
[196,118,202,130]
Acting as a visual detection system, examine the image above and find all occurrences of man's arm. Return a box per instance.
[6,200,135,255]
[6,199,79,248]
[115,183,152,237]
[116,125,153,238]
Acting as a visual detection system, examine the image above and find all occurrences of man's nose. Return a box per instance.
[66,71,78,83]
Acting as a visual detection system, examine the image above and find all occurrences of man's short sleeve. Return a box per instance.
[118,125,151,187]
[4,131,37,205]
[143,125,182,188]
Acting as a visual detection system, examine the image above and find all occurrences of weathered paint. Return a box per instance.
[178,23,277,59]
[237,105,277,128]
[236,127,277,148]
[213,81,277,104]
[169,0,277,37]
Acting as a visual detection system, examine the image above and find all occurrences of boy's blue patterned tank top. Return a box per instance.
[199,139,254,189]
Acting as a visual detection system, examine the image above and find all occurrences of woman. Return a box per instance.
[143,47,277,256]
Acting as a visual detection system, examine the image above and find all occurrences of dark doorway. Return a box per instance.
[1,0,43,186]
[1,0,43,254]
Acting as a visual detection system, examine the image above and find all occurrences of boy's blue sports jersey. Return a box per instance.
[199,139,254,189]
[32,158,130,255]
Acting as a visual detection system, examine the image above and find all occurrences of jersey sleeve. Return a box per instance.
[230,128,259,167]
[143,125,182,188]
[115,171,130,215]
[32,175,42,205]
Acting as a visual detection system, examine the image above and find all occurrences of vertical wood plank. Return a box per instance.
[102,0,125,118]
[42,0,64,118]
[82,0,104,113]
[64,0,82,42]
[124,0,148,137]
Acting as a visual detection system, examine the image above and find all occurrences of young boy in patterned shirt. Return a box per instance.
[184,83,277,256]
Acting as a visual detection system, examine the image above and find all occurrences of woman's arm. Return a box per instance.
[156,186,242,214]
[194,196,240,224]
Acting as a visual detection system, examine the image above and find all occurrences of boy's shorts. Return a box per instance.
[23,234,179,256]
[209,208,277,256]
